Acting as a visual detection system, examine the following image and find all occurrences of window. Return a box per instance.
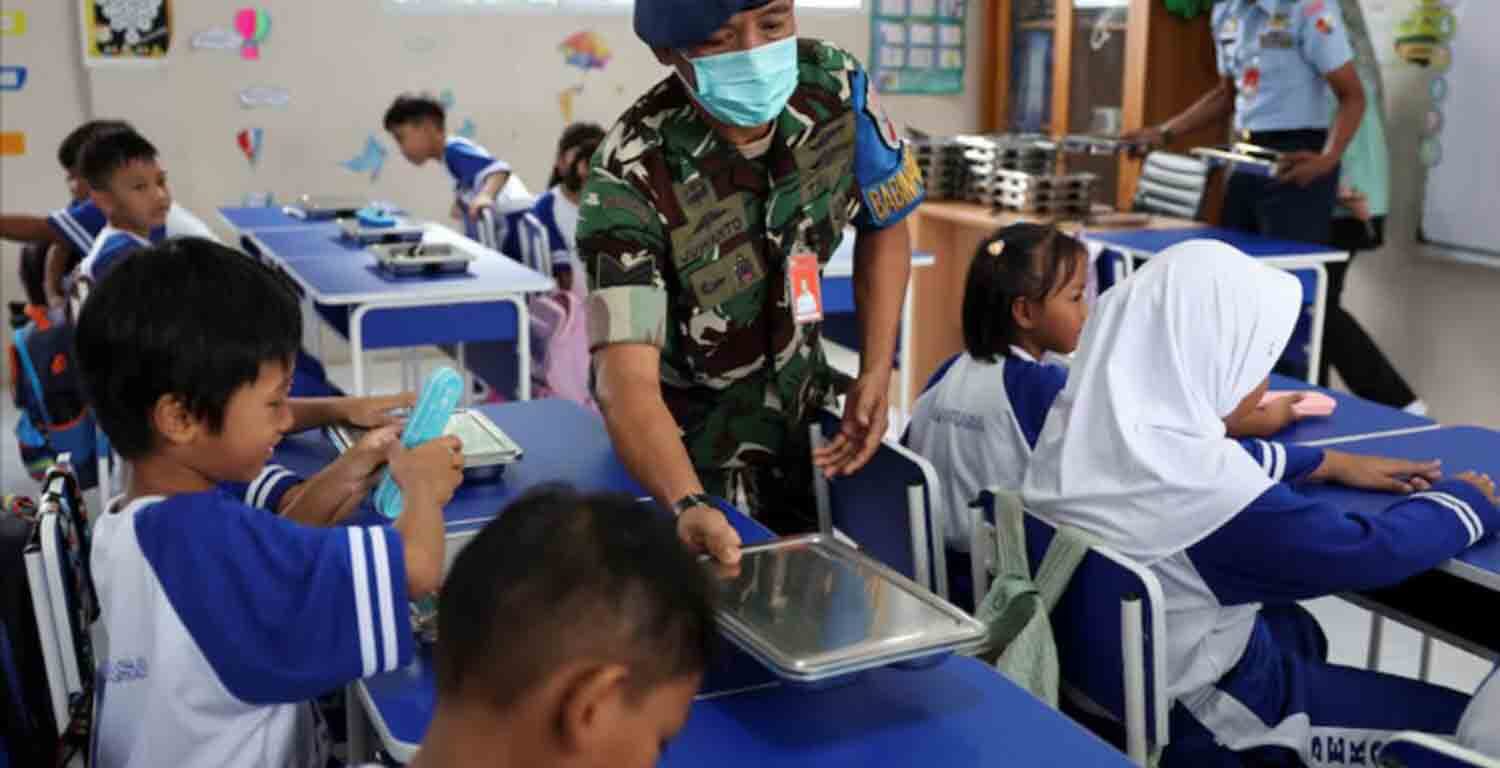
[384,0,861,13]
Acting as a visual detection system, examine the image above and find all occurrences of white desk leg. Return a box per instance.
[511,297,531,401]
[1305,265,1329,386]
[345,684,368,763]
[351,306,370,396]
[899,281,913,418]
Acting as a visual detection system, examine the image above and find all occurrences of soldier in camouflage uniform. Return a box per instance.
[580,0,924,563]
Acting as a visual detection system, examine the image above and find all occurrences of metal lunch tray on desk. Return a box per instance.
[369,240,477,276]
[283,194,371,221]
[339,216,426,245]
[327,408,522,482]
[711,534,986,685]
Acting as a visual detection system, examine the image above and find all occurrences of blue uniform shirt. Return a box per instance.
[1212,0,1354,133]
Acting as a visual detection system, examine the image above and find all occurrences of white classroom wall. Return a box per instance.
[1334,8,1500,428]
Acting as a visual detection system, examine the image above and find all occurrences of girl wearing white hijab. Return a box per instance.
[1022,241,1500,767]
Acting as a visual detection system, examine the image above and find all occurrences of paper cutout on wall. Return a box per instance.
[456,118,477,140]
[190,27,239,50]
[239,85,289,108]
[341,136,388,181]
[234,7,270,60]
[0,10,27,37]
[237,128,264,165]
[0,132,26,157]
[439,89,456,111]
[1419,137,1442,168]
[85,0,172,67]
[558,88,578,123]
[0,66,27,92]
[560,31,611,73]
[242,192,275,207]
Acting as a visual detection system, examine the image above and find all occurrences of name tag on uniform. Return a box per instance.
[788,253,823,325]
[1260,29,1294,49]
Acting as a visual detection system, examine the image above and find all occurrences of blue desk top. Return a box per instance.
[1087,227,1344,262]
[337,400,645,534]
[219,205,312,232]
[1266,374,1436,446]
[666,656,1129,767]
[247,224,553,305]
[1300,427,1500,591]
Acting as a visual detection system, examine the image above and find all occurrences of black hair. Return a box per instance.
[78,128,159,192]
[57,119,131,173]
[435,486,714,709]
[383,94,447,133]
[962,222,1088,362]
[74,237,302,460]
[547,122,607,189]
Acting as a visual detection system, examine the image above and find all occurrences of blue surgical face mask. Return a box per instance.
[680,36,799,128]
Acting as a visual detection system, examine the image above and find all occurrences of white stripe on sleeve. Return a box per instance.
[1271,442,1287,483]
[368,527,399,673]
[1412,492,1482,546]
[347,527,377,677]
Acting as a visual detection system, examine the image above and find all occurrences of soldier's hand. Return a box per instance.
[679,505,742,566]
[815,369,891,478]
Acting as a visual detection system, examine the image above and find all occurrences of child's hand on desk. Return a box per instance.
[338,391,417,428]
[1455,472,1500,507]
[1317,450,1442,494]
[388,435,465,508]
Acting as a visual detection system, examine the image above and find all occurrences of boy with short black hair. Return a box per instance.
[408,486,712,768]
[383,94,529,240]
[75,128,171,285]
[77,237,463,768]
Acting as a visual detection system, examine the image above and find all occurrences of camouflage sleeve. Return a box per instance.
[847,64,925,232]
[577,134,669,352]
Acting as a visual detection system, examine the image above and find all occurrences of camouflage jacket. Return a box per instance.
[579,39,924,471]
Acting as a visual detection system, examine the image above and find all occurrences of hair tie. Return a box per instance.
[988,239,1005,257]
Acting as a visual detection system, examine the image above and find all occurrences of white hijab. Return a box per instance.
[1021,240,1303,564]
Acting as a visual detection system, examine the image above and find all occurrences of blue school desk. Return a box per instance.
[325,399,1124,766]
[216,207,553,397]
[1084,227,1347,385]
[1266,373,1438,446]
[1300,427,1500,659]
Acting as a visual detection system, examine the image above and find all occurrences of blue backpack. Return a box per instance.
[9,322,105,490]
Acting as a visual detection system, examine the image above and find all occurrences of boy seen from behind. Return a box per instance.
[408,487,712,768]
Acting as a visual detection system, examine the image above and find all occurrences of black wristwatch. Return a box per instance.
[671,493,714,517]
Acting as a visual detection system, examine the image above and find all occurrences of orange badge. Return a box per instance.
[788,253,823,325]
[1316,16,1335,35]
[1243,68,1262,94]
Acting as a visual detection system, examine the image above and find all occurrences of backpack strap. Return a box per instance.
[11,326,53,427]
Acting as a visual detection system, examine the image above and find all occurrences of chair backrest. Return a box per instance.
[814,412,948,599]
[971,502,1170,764]
[23,461,94,739]
[1132,151,1209,220]
[1379,733,1500,768]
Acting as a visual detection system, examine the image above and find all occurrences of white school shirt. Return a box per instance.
[90,478,412,768]
[906,347,1068,552]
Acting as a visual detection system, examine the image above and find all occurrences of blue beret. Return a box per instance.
[634,0,773,48]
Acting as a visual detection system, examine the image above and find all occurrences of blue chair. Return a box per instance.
[971,493,1170,765]
[813,412,948,600]
[1379,733,1500,768]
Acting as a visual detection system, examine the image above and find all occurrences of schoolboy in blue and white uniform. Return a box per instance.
[1023,241,1500,767]
[384,94,530,241]
[76,239,463,768]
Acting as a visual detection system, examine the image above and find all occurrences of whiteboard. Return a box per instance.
[1418,1,1500,260]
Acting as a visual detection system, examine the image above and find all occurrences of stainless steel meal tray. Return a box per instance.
[710,534,986,683]
[327,408,521,482]
[370,241,477,276]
